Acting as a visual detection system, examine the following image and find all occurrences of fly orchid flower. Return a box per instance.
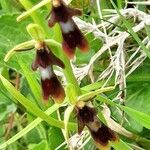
[48,0,89,59]
[76,101,118,150]
[32,42,65,103]
[4,23,65,104]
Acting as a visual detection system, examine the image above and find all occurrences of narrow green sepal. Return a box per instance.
[78,86,115,102]
[17,0,51,22]
[4,40,35,62]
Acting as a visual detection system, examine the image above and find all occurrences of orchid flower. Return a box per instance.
[48,0,89,58]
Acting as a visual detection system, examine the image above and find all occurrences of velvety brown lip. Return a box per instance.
[76,103,117,148]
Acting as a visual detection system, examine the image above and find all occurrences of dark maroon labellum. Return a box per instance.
[90,124,117,147]
[41,75,65,103]
[76,105,97,134]
[76,103,117,149]
[48,0,89,58]
[32,42,65,103]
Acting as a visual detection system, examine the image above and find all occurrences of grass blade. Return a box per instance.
[0,104,59,149]
[64,105,74,140]
[18,57,43,108]
[119,105,150,129]
[110,140,133,150]
[0,74,65,128]
[110,0,150,59]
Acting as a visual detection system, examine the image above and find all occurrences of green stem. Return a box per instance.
[19,0,51,37]
[19,0,81,96]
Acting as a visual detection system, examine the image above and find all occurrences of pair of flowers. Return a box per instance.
[33,0,88,102]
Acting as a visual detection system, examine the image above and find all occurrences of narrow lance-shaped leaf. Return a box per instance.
[0,74,64,128]
[18,57,43,108]
[64,105,74,140]
[119,105,150,129]
[110,140,133,150]
[0,104,60,149]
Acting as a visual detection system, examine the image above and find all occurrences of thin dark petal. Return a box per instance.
[31,59,38,71]
[67,7,82,17]
[77,117,85,134]
[48,11,57,27]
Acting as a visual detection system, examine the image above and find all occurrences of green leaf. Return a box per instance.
[0,0,12,13]
[48,127,65,150]
[28,140,48,150]
[18,57,43,108]
[126,83,150,132]
[0,74,65,128]
[0,104,59,149]
[64,105,74,140]
[110,140,133,150]
[0,14,31,71]
[119,105,150,129]
[126,84,150,115]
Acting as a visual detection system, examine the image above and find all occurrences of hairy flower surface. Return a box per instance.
[76,102,118,149]
[32,42,65,103]
[48,0,89,58]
